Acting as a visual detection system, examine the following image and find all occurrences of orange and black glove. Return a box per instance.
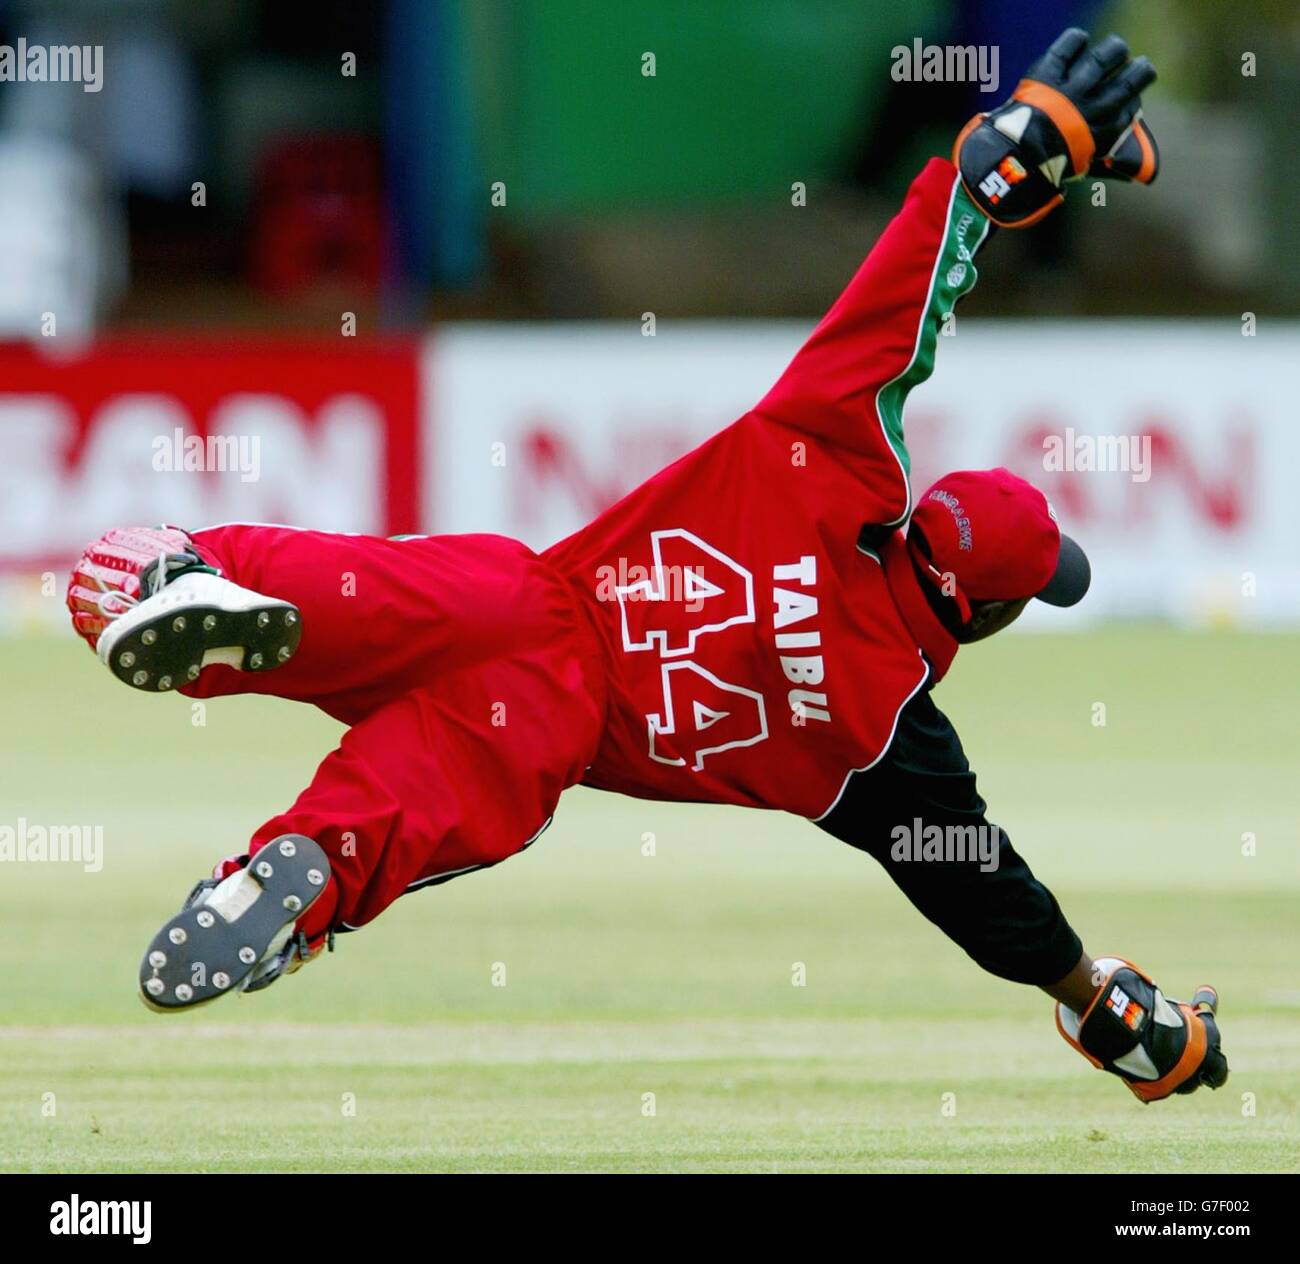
[954,28,1158,228]
[1057,957,1229,1102]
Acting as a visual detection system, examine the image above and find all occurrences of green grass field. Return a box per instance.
[1,628,1296,1172]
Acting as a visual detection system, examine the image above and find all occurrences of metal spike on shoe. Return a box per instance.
[138,835,330,1012]
[97,572,303,693]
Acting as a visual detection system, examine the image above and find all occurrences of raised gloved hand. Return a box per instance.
[954,28,1158,228]
[1056,957,1228,1102]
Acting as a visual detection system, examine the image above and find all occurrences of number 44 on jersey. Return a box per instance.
[612,529,830,772]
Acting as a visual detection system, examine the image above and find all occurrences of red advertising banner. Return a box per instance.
[0,338,421,573]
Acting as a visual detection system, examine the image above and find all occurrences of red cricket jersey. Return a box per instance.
[544,158,991,820]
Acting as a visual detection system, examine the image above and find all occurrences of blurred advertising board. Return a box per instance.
[425,322,1300,628]
[0,338,421,576]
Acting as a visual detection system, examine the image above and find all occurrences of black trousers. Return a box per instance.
[817,688,1082,987]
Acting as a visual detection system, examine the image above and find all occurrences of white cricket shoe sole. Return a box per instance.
[97,571,302,692]
[139,834,330,1012]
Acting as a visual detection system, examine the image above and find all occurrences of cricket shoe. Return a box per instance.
[97,569,302,693]
[138,834,331,1012]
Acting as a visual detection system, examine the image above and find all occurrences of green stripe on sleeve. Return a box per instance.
[874,180,990,512]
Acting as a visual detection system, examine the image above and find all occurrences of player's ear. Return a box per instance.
[955,597,1030,643]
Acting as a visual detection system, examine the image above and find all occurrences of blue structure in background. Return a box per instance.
[384,0,484,296]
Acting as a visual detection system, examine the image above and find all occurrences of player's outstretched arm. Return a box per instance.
[754,157,989,527]
[860,821,1229,1102]
[755,27,1158,527]
[818,695,1225,1103]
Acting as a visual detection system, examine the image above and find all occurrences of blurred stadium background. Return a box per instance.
[0,0,1297,1172]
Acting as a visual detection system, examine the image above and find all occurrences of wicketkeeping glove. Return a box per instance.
[67,525,216,652]
[954,28,1158,228]
[1056,957,1229,1102]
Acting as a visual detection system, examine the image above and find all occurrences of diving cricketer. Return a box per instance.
[67,30,1226,1102]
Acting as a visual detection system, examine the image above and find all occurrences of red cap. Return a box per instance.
[907,468,1090,617]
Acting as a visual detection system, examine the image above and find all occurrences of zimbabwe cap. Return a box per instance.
[908,467,1090,615]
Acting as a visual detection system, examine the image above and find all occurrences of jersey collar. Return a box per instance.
[881,530,958,682]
